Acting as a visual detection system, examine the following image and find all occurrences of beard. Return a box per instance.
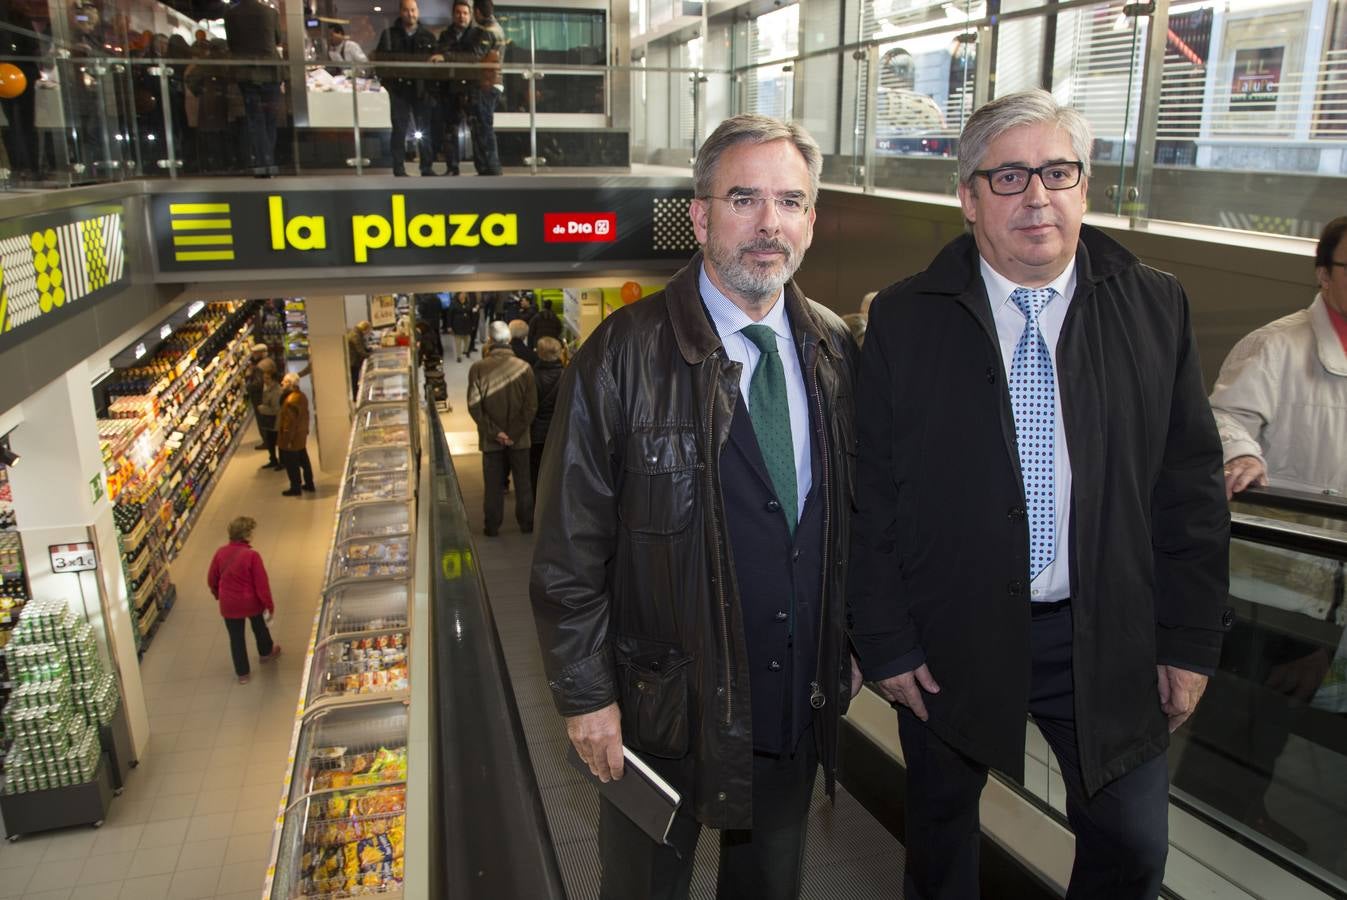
[704,230,800,306]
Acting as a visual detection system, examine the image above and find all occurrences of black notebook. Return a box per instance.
[566,743,682,845]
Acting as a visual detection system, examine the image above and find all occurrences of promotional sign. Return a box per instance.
[1230,46,1283,109]
[0,202,127,344]
[150,188,699,274]
[49,542,97,573]
[89,472,104,505]
[369,294,397,328]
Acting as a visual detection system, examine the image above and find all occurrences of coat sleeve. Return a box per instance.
[847,289,927,680]
[1152,283,1231,672]
[207,548,222,599]
[529,341,624,717]
[465,367,497,435]
[1207,327,1283,465]
[516,367,538,444]
[251,552,275,613]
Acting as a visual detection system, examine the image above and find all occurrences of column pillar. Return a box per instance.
[7,365,150,758]
[304,295,362,475]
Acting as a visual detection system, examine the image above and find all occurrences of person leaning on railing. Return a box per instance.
[372,0,438,176]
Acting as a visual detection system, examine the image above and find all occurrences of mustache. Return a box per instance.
[737,238,793,258]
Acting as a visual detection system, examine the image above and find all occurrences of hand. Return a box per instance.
[873,663,941,721]
[849,654,863,700]
[1157,665,1208,733]
[264,610,274,624]
[566,703,624,782]
[429,53,444,62]
[496,431,513,447]
[1223,455,1267,499]
[1264,647,1332,702]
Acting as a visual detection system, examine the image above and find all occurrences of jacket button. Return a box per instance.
[1221,608,1235,628]
[1006,579,1025,597]
[768,660,782,671]
[1007,506,1025,520]
[646,454,658,465]
[792,549,801,562]
[775,611,788,622]
[985,366,997,384]
[717,792,727,801]
[766,500,781,512]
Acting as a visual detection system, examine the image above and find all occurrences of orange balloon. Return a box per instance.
[0,64,27,100]
[620,281,643,304]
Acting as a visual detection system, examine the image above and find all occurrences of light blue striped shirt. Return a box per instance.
[699,265,813,520]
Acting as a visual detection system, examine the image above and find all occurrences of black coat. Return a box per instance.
[448,300,476,335]
[530,359,564,444]
[847,226,1231,796]
[223,0,282,83]
[530,254,858,828]
[373,21,437,98]
[529,308,565,345]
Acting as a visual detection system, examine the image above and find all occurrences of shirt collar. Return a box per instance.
[698,264,789,343]
[979,254,1077,314]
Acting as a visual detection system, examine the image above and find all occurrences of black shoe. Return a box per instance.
[420,169,434,177]
[302,484,316,492]
[260,461,277,470]
[254,442,267,451]
[282,488,302,497]
[268,462,284,470]
[393,169,408,177]
[521,525,534,534]
[483,527,499,537]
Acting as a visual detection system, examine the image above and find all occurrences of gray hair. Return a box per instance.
[508,319,528,340]
[957,90,1094,186]
[228,516,256,542]
[536,336,562,362]
[281,372,300,389]
[694,114,823,204]
[488,320,511,345]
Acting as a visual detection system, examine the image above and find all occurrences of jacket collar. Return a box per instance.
[664,250,838,364]
[1309,294,1347,376]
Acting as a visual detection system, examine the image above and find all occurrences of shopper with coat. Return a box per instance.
[527,337,564,509]
[467,320,536,536]
[449,295,477,362]
[207,516,281,684]
[255,368,282,470]
[276,372,316,496]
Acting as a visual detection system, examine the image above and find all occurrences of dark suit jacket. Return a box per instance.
[223,0,281,83]
[848,225,1231,795]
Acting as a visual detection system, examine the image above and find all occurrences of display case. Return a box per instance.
[351,407,412,451]
[365,347,411,374]
[336,504,412,546]
[327,536,411,588]
[357,371,411,407]
[316,584,410,645]
[270,702,409,899]
[305,630,410,709]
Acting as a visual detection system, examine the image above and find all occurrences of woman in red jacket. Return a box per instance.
[207,516,282,683]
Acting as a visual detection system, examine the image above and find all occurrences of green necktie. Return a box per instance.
[741,324,797,536]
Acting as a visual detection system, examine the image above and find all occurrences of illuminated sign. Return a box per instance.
[544,212,618,243]
[149,188,698,274]
[0,202,127,342]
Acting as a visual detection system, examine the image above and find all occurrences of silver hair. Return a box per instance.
[693,114,823,204]
[957,90,1094,186]
[488,320,511,345]
[281,372,299,388]
[508,319,528,339]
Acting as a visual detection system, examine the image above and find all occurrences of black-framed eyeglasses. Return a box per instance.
[973,161,1085,196]
[1329,261,1347,269]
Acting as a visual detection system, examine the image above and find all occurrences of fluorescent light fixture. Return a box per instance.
[188,300,205,317]
[134,342,147,359]
[160,324,172,339]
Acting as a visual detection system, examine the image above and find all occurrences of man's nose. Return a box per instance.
[1022,173,1051,205]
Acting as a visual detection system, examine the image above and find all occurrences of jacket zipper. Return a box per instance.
[706,352,733,727]
[809,343,832,711]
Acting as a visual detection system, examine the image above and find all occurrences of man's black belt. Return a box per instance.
[1030,597,1071,617]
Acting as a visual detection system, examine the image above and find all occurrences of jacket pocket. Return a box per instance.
[618,430,699,537]
[614,634,693,759]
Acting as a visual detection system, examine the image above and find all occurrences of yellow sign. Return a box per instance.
[169,202,235,262]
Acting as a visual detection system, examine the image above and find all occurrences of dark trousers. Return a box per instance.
[482,448,532,533]
[280,448,314,491]
[529,442,546,510]
[599,731,818,900]
[238,81,279,170]
[470,87,501,175]
[389,91,435,175]
[440,87,470,174]
[224,614,274,676]
[261,429,279,464]
[900,605,1170,900]
[351,361,363,400]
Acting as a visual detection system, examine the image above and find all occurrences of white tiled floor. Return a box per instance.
[0,413,341,899]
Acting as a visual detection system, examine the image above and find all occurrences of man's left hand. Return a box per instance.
[1157,665,1208,733]
[849,654,863,699]
[496,431,512,446]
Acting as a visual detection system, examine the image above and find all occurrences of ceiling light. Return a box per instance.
[0,443,19,468]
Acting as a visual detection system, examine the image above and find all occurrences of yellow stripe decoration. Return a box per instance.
[173,234,235,247]
[174,250,236,261]
[170,219,232,231]
[169,203,231,214]
[0,287,8,333]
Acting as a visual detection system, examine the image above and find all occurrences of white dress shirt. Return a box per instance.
[981,257,1076,602]
[700,266,813,521]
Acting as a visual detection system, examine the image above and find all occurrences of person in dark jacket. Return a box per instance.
[527,298,565,346]
[528,337,564,509]
[507,319,536,366]
[467,321,536,536]
[276,373,316,495]
[373,0,438,176]
[430,0,490,176]
[448,295,476,361]
[847,90,1231,900]
[255,368,283,469]
[530,115,860,900]
[207,516,281,683]
[223,0,284,175]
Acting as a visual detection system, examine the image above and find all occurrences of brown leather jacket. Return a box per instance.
[276,387,310,451]
[529,255,858,829]
[467,347,537,451]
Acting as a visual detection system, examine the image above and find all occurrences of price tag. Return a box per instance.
[49,542,97,573]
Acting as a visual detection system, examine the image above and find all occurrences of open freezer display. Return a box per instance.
[359,372,411,406]
[342,471,412,507]
[336,503,411,545]
[272,703,408,899]
[317,583,410,645]
[364,347,411,374]
[347,447,411,478]
[352,407,411,450]
[306,631,410,707]
[328,535,411,586]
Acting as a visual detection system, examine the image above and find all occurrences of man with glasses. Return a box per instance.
[531,114,860,900]
[848,89,1231,900]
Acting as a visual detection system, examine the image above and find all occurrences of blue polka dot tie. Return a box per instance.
[741,324,798,536]
[1009,287,1056,579]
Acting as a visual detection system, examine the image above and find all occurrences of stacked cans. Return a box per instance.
[2,722,99,793]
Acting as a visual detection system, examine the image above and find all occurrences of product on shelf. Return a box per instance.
[298,747,408,896]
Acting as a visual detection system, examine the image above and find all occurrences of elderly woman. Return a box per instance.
[207,516,281,683]
[256,368,283,470]
[276,372,316,496]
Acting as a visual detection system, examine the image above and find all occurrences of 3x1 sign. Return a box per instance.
[50,542,97,573]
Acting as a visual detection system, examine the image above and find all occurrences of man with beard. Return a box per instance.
[530,115,861,900]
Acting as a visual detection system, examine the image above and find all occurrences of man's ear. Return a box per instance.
[957,180,977,225]
[689,198,710,246]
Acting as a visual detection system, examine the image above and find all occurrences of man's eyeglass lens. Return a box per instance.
[708,196,810,217]
[976,162,1083,196]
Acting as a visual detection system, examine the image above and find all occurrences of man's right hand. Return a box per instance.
[873,664,941,721]
[1224,454,1268,499]
[566,702,624,782]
